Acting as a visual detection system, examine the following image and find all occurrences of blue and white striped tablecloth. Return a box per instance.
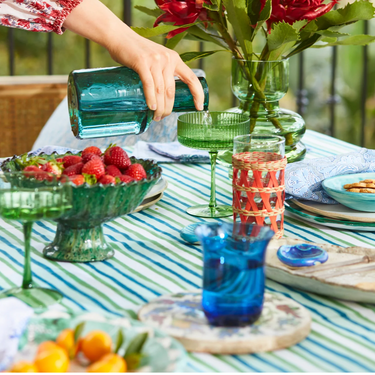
[1,130,375,372]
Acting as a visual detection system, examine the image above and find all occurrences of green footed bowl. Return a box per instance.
[1,152,162,263]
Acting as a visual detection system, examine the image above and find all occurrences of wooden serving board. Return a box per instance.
[138,290,310,355]
[267,238,375,303]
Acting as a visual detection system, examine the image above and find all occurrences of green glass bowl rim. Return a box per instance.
[177,111,250,125]
[0,170,71,191]
[0,152,162,190]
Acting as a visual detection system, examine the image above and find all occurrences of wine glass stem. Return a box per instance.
[209,151,218,210]
[22,222,33,290]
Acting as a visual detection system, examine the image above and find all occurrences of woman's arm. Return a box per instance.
[63,0,204,121]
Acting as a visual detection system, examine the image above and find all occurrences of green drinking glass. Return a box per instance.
[0,172,72,308]
[177,112,250,218]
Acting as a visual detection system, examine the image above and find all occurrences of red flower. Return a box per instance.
[265,0,338,31]
[154,0,210,39]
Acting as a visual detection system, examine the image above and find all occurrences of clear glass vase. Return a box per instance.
[229,58,306,163]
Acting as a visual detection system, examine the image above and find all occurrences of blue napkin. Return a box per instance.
[133,141,210,163]
[285,149,375,204]
[0,298,33,371]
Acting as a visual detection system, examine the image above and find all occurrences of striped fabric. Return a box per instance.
[1,129,375,372]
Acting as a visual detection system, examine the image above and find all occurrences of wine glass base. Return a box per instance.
[187,205,233,218]
[0,287,63,309]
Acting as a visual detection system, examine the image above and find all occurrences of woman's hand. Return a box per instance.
[63,0,205,121]
[108,34,204,121]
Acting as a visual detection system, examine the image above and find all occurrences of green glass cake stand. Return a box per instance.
[0,172,72,308]
[2,154,161,263]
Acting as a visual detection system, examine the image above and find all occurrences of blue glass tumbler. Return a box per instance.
[68,66,209,139]
[195,222,274,327]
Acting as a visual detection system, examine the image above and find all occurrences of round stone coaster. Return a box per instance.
[138,290,311,354]
[180,223,200,244]
[277,244,328,267]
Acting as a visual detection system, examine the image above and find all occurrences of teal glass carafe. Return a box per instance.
[68,66,209,139]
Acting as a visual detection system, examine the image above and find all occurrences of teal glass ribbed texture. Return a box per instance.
[68,66,209,139]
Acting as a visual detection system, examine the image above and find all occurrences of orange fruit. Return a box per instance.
[10,361,38,372]
[56,328,78,358]
[81,330,112,362]
[34,345,69,372]
[37,341,59,355]
[87,353,127,372]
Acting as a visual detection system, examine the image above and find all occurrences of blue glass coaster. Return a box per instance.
[180,223,201,244]
[277,244,329,267]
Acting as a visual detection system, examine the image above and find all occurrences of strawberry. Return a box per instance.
[62,162,84,177]
[123,164,147,181]
[41,161,63,176]
[62,155,82,168]
[56,158,63,163]
[82,146,102,158]
[105,165,122,177]
[98,175,116,185]
[69,174,85,186]
[116,175,135,184]
[82,153,101,164]
[82,158,105,180]
[104,146,131,170]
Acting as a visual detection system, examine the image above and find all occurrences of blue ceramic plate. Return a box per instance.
[322,172,375,212]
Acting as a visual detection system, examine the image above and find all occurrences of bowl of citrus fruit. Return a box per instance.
[1,145,162,263]
[9,312,186,372]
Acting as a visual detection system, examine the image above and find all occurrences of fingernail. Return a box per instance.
[154,116,161,122]
[151,104,157,111]
[198,103,204,111]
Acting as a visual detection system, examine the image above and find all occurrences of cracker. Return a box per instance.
[360,179,375,184]
[347,188,375,193]
[344,182,375,189]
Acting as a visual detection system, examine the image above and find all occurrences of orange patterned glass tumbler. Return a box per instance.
[232,135,287,239]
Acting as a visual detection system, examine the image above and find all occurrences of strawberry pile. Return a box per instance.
[20,145,147,186]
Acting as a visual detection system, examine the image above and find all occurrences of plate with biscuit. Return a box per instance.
[322,172,375,212]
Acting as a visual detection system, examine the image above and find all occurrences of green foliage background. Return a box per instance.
[0,0,374,147]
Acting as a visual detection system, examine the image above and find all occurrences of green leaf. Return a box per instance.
[82,173,97,185]
[114,329,124,354]
[180,50,225,63]
[187,25,228,48]
[202,2,219,11]
[259,0,271,22]
[315,1,375,31]
[247,0,262,25]
[286,33,321,57]
[251,0,271,38]
[312,34,375,48]
[124,353,143,371]
[292,20,307,31]
[320,36,337,43]
[316,30,349,38]
[166,31,187,49]
[74,322,85,343]
[134,5,163,18]
[222,0,253,58]
[267,22,299,52]
[124,332,148,357]
[132,23,195,38]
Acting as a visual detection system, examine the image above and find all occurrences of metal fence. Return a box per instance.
[4,1,371,146]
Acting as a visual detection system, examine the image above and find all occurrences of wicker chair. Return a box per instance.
[0,76,67,157]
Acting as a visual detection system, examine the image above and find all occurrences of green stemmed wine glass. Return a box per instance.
[0,172,72,308]
[177,112,250,218]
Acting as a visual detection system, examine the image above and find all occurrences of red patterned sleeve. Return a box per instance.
[0,0,83,34]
